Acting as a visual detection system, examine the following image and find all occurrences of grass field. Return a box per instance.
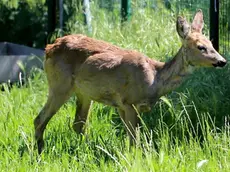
[1,5,230,171]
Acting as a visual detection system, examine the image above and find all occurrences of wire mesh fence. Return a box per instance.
[94,0,230,57]
[220,0,230,56]
[95,1,210,26]
[172,0,210,30]
[2,0,229,55]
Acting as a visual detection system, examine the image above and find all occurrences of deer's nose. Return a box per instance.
[213,60,227,67]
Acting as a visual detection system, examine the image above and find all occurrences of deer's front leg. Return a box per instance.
[119,105,140,142]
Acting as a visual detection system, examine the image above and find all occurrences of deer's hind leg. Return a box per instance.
[34,89,72,154]
[72,94,92,134]
[34,60,74,154]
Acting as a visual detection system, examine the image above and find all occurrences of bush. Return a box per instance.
[0,1,47,48]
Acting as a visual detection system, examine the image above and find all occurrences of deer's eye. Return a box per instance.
[197,45,207,52]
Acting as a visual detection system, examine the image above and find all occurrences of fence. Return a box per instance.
[1,0,229,56]
[95,0,230,57]
[220,0,230,56]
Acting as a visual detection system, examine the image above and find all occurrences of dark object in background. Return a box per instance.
[210,0,219,51]
[0,42,44,84]
[0,2,47,48]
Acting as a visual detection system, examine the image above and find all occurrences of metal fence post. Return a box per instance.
[83,0,92,33]
[59,0,63,36]
[121,0,131,23]
[47,0,56,36]
[210,0,219,51]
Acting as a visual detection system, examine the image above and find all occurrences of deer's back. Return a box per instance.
[45,34,122,59]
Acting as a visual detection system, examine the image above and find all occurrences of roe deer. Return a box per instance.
[34,10,227,154]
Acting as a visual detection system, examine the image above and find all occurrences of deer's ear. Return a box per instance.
[191,9,204,33]
[176,16,190,39]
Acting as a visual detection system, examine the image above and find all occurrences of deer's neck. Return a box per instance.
[156,46,194,95]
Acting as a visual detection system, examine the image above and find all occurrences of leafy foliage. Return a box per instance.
[0,1,47,48]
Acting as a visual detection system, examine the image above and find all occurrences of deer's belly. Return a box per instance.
[74,80,121,107]
[74,75,155,109]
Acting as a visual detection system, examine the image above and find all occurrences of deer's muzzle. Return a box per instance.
[213,60,227,67]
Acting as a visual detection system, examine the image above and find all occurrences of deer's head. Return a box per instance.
[177,10,227,68]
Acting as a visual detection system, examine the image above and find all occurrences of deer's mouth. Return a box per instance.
[212,60,227,67]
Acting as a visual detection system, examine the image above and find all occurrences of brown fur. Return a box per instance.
[34,10,227,154]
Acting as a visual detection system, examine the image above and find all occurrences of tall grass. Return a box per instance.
[0,2,230,171]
